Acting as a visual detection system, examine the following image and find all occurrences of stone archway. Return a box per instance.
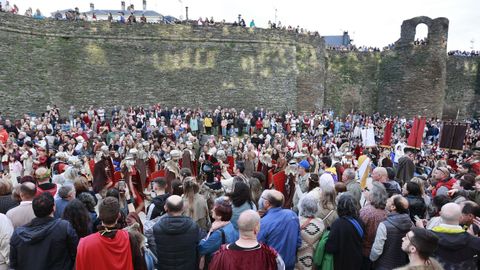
[396,16,448,48]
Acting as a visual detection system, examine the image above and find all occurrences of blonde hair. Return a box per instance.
[183,179,199,218]
[410,177,426,196]
[0,178,13,195]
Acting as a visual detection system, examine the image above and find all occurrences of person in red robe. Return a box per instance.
[76,197,142,270]
[209,210,283,270]
[92,145,115,194]
[469,148,480,176]
[121,150,146,213]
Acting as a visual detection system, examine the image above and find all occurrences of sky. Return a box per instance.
[2,0,479,51]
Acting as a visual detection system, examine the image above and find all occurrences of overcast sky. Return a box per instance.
[3,0,479,51]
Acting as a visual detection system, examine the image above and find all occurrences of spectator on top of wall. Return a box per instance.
[24,7,32,17]
[33,9,44,19]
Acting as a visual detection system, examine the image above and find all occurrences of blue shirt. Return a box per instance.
[54,198,70,219]
[198,222,238,256]
[257,207,301,269]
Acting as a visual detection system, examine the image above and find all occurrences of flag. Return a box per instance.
[361,126,376,148]
[407,117,426,149]
[380,121,393,148]
[358,154,371,189]
[439,123,468,151]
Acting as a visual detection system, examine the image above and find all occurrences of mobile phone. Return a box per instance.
[118,180,126,191]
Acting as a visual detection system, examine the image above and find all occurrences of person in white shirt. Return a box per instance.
[0,213,14,270]
[394,139,406,164]
[6,182,36,229]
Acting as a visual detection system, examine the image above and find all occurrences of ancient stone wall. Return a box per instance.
[445,56,480,119]
[324,51,381,115]
[0,13,479,119]
[0,12,326,117]
[377,16,449,119]
[324,16,478,119]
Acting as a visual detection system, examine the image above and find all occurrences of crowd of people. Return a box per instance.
[0,104,479,270]
[448,50,480,57]
[327,45,384,53]
[5,2,479,57]
[414,38,428,46]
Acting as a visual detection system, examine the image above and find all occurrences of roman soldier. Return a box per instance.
[259,153,273,189]
[181,141,196,176]
[282,160,297,209]
[92,144,115,194]
[342,152,358,169]
[61,156,84,185]
[164,149,181,193]
[199,161,225,211]
[215,149,232,180]
[135,143,149,189]
[52,152,68,176]
[121,151,145,212]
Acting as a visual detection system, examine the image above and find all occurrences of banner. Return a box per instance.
[439,123,468,151]
[361,126,376,148]
[380,121,393,148]
[407,117,426,149]
[358,155,371,189]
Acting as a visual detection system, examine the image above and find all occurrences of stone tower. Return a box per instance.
[378,16,449,118]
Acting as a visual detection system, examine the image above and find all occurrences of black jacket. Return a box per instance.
[148,193,170,220]
[0,194,19,214]
[153,215,201,270]
[406,195,427,221]
[375,213,413,270]
[433,229,480,270]
[325,217,364,270]
[10,217,78,270]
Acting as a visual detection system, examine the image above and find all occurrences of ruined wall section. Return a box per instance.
[377,16,449,118]
[0,13,326,116]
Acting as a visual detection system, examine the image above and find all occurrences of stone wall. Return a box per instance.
[444,56,480,119]
[0,12,326,117]
[377,16,449,119]
[324,51,381,115]
[1,13,479,119]
[324,16,479,119]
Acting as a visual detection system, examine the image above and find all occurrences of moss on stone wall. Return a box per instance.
[325,51,381,115]
[0,12,325,117]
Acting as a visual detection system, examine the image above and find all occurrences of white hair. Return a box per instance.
[319,173,335,190]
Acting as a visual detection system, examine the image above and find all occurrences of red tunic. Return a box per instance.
[209,244,278,270]
[76,230,133,270]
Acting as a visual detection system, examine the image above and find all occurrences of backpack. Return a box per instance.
[144,244,158,270]
[313,230,334,270]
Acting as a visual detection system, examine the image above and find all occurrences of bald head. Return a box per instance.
[387,194,409,214]
[372,167,388,182]
[440,203,462,225]
[20,182,37,200]
[262,189,284,208]
[237,209,260,233]
[165,195,183,214]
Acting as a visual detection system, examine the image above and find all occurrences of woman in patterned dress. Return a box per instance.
[295,194,325,270]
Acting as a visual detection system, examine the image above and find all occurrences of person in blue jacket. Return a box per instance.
[199,196,239,268]
[258,189,301,270]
